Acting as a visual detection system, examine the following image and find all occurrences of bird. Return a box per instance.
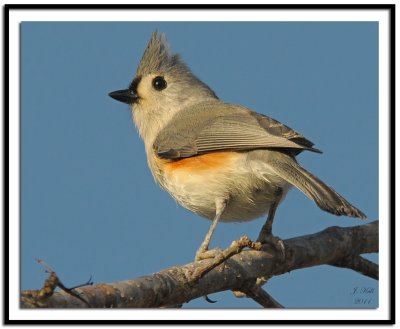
[109,31,366,261]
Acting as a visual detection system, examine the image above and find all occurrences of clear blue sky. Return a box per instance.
[21,22,378,308]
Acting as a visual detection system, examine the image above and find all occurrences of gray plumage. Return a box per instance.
[154,99,321,159]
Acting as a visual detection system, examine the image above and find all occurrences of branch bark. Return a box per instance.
[21,220,378,308]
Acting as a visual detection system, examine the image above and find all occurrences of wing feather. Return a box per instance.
[154,100,321,159]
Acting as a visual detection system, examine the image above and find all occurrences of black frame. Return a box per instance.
[4,3,395,325]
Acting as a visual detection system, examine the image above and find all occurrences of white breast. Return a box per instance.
[148,150,292,222]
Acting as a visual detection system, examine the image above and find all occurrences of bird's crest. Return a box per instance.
[136,31,188,77]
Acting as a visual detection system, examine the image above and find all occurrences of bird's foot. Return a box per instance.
[195,247,223,262]
[191,236,262,304]
[193,247,224,304]
[257,233,286,260]
[192,236,262,280]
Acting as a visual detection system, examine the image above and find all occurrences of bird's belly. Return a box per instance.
[150,151,290,222]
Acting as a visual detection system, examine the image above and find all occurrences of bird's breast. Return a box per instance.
[147,150,289,222]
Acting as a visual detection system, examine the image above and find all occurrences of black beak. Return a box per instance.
[108,89,139,105]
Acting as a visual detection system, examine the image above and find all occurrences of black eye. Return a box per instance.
[152,76,167,91]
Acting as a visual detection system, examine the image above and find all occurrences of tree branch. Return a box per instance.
[330,255,379,280]
[21,220,378,308]
[237,282,284,308]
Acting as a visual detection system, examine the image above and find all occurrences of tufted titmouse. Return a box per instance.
[109,32,366,260]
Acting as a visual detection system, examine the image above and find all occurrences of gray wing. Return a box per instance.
[154,100,321,159]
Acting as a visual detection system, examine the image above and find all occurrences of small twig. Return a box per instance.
[238,282,284,308]
[22,259,93,307]
[330,255,378,280]
[36,258,55,273]
[56,277,93,308]
[58,275,94,291]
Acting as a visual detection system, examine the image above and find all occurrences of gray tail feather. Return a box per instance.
[270,159,367,219]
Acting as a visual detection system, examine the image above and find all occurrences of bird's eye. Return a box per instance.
[152,76,167,91]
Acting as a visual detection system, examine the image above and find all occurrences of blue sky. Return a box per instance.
[21,22,378,308]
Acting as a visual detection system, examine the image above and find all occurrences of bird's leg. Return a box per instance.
[257,188,285,258]
[257,201,279,241]
[195,198,228,261]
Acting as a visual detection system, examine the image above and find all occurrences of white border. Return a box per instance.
[7,6,390,322]
[9,8,390,22]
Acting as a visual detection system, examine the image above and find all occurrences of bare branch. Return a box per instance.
[21,220,378,308]
[330,255,378,280]
[237,282,284,308]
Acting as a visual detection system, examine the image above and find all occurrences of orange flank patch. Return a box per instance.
[160,151,239,172]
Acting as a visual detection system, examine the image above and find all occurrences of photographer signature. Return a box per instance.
[350,286,376,305]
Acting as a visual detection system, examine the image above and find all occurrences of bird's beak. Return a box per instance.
[108,89,139,105]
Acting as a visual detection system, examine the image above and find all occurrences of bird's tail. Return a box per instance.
[269,156,367,219]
